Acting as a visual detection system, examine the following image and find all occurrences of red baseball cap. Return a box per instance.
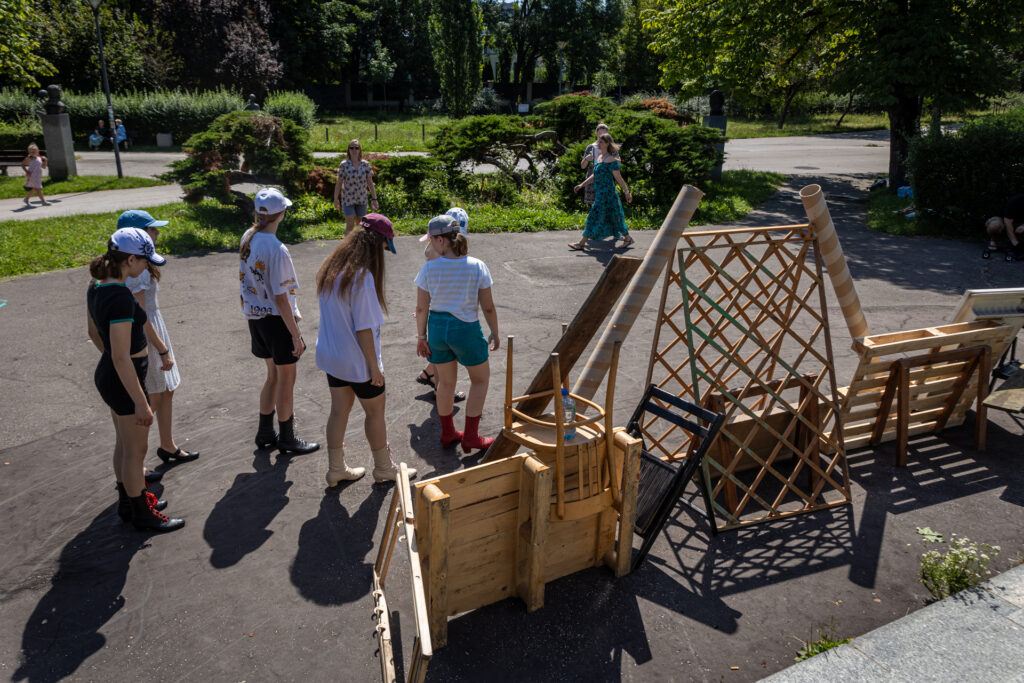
[360,213,396,253]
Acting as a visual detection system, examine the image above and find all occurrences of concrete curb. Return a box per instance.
[762,563,1024,682]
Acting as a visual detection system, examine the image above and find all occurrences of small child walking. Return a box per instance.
[21,144,48,206]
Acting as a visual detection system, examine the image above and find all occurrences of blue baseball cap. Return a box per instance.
[117,209,168,229]
[110,227,166,265]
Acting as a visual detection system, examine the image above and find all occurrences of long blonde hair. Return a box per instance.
[346,139,363,164]
[240,210,285,257]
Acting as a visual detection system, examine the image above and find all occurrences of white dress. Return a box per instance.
[126,269,181,393]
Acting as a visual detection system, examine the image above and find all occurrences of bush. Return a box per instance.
[533,93,619,143]
[373,155,444,192]
[377,179,449,217]
[264,91,318,129]
[920,535,1000,600]
[470,87,505,115]
[0,119,44,149]
[62,89,245,146]
[552,110,723,211]
[621,97,680,121]
[909,107,1024,238]
[0,89,40,122]
[164,111,313,209]
[430,115,551,188]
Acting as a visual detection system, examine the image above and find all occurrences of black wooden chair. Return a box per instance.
[626,384,724,571]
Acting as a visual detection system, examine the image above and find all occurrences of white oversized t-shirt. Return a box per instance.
[414,256,493,322]
[316,269,385,383]
[239,230,300,320]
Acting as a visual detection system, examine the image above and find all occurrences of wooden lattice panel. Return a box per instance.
[841,320,1016,450]
[643,225,851,531]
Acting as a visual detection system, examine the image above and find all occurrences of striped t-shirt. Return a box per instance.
[414,256,493,322]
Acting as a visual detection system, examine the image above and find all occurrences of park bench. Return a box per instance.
[0,149,45,176]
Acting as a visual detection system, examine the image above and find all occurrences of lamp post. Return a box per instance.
[84,0,122,179]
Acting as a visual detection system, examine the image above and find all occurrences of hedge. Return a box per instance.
[0,120,44,150]
[908,107,1024,239]
[0,88,317,146]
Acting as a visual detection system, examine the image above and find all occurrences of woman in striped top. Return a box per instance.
[415,214,500,453]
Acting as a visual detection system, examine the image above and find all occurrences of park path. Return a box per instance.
[1,131,891,222]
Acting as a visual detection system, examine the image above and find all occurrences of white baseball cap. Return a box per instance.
[254,187,293,214]
[109,227,166,265]
[446,207,469,235]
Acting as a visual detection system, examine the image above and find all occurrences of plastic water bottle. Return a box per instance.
[561,388,576,440]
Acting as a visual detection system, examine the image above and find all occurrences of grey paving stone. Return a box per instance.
[1008,607,1024,628]
[851,586,1024,681]
[759,643,899,682]
[984,564,1024,608]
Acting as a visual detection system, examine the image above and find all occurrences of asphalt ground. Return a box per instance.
[1,174,1022,682]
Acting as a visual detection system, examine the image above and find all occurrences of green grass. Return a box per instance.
[794,619,852,663]
[726,113,890,138]
[866,191,920,236]
[0,169,784,279]
[0,175,165,199]
[312,112,450,153]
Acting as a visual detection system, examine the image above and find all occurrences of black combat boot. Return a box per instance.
[277,414,320,455]
[255,410,278,449]
[116,482,166,522]
[129,492,184,533]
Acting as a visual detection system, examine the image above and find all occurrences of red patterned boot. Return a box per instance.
[440,413,462,448]
[461,415,494,454]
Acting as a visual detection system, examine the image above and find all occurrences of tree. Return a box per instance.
[155,0,283,95]
[647,0,1024,187]
[364,41,396,107]
[0,0,55,87]
[267,0,364,88]
[430,0,483,117]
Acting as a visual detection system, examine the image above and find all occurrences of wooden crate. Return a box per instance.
[411,428,641,648]
[840,320,1015,450]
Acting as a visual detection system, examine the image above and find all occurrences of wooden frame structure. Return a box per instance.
[409,429,641,650]
[373,464,432,683]
[643,224,851,531]
[840,320,1014,450]
[868,345,990,465]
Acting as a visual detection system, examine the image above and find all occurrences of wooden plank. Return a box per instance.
[613,430,641,577]
[485,254,643,462]
[443,471,521,510]
[417,455,523,498]
[546,516,605,580]
[372,572,397,683]
[423,484,450,648]
[449,507,517,548]
[447,571,515,615]
[516,455,552,612]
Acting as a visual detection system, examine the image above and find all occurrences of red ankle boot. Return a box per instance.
[440,413,463,448]
[461,415,494,453]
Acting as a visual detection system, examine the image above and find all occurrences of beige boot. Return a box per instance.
[326,445,365,486]
[372,443,417,482]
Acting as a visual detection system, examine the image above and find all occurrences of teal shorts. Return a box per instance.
[427,310,488,367]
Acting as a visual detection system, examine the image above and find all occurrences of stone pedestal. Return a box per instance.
[40,113,77,181]
[702,114,727,181]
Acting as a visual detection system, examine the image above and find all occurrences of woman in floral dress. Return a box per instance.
[333,139,379,235]
[568,133,633,250]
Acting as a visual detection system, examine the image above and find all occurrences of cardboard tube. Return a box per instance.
[800,184,869,339]
[572,184,704,402]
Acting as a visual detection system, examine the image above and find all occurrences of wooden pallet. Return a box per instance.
[840,320,1015,450]
[410,428,641,649]
[643,224,850,531]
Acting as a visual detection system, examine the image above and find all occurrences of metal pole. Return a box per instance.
[92,8,122,179]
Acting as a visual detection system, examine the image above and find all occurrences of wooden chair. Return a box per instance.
[502,335,622,521]
[626,384,724,568]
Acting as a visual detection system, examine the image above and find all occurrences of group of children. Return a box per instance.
[87,191,500,533]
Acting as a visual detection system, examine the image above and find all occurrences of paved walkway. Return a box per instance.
[763,563,1024,681]
[1,184,183,221]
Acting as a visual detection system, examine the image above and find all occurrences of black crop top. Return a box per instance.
[87,282,148,355]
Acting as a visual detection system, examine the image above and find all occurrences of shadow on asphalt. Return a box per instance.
[290,486,386,605]
[203,448,292,568]
[12,507,149,683]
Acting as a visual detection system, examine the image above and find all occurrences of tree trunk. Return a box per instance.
[930,107,942,138]
[886,94,922,190]
[777,84,800,129]
[835,92,854,127]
